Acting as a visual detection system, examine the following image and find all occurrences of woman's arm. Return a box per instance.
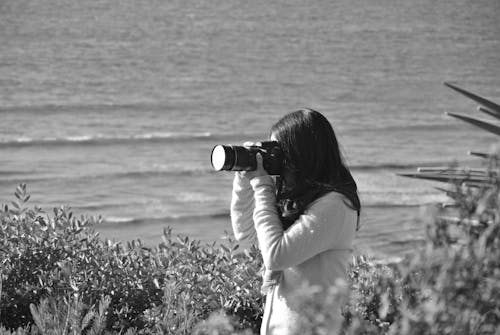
[250,176,355,271]
[230,173,257,242]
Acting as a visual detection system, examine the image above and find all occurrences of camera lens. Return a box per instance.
[211,145,235,171]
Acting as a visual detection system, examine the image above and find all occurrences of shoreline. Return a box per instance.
[94,205,426,261]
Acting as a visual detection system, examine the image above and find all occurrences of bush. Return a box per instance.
[339,155,500,334]
[0,184,262,334]
[2,154,500,335]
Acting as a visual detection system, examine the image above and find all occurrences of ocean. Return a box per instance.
[1,0,499,259]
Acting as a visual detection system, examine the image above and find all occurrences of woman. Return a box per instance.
[230,108,361,334]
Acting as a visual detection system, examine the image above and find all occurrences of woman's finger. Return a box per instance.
[243,141,255,147]
[255,153,266,171]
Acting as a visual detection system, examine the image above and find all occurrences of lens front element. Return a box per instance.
[211,145,233,171]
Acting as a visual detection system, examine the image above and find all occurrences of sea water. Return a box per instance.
[1,0,499,259]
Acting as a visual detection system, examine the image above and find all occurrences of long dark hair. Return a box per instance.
[270,108,361,230]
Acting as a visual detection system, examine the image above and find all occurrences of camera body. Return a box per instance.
[211,141,283,175]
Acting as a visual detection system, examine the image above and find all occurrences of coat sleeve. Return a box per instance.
[230,173,257,242]
[250,176,354,271]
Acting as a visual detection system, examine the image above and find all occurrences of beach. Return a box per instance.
[1,0,500,260]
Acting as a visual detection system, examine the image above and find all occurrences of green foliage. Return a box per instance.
[0,184,262,334]
[140,234,262,334]
[28,295,110,335]
[3,156,500,335]
[339,155,500,334]
[192,311,254,335]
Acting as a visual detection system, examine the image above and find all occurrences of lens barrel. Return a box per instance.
[210,145,257,171]
[232,146,257,171]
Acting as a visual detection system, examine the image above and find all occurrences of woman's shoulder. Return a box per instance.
[307,190,354,213]
[302,191,357,231]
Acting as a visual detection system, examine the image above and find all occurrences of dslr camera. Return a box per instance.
[211,141,283,175]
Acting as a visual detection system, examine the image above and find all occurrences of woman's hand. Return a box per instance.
[242,153,268,180]
[237,142,269,180]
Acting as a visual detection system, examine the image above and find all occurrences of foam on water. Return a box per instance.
[0,132,215,148]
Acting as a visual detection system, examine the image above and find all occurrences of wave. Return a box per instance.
[79,194,445,230]
[100,196,444,227]
[0,167,217,185]
[0,102,165,114]
[102,212,230,225]
[116,168,215,178]
[0,164,444,186]
[0,132,219,148]
[0,162,457,186]
[0,170,35,176]
[0,129,271,149]
[98,200,436,228]
[363,202,424,208]
[363,201,437,208]
[349,122,465,133]
[350,161,458,172]
[362,191,449,208]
